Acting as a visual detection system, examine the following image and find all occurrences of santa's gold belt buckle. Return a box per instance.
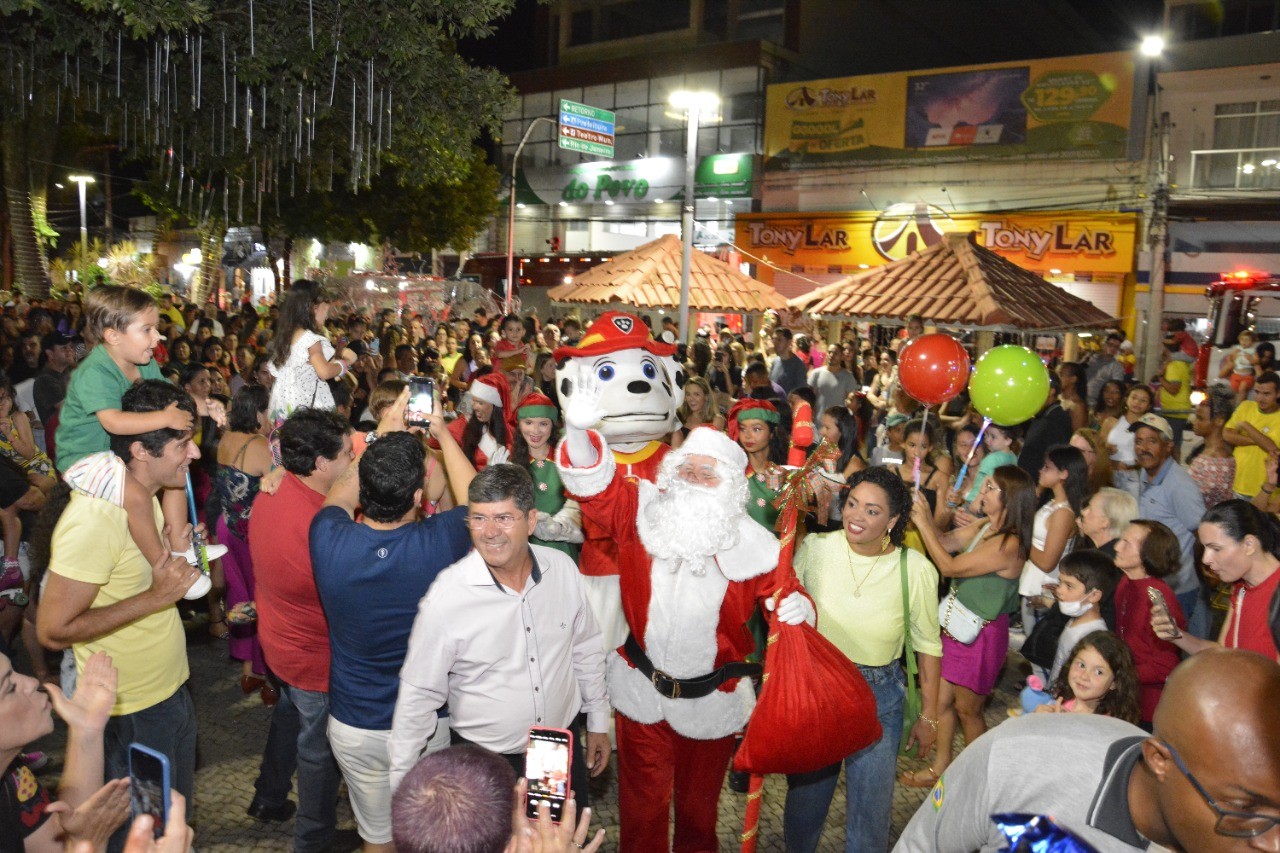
[651,669,681,699]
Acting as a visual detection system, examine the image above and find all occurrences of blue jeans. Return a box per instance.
[783,661,905,853]
[103,685,197,853]
[253,682,343,853]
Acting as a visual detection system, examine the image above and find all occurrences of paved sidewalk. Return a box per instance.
[32,620,1023,851]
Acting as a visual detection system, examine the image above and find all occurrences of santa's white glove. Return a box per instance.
[766,591,816,626]
[487,445,511,466]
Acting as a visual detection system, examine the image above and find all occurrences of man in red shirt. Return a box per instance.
[246,409,355,852]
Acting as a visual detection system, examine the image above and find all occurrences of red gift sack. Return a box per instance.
[732,582,882,776]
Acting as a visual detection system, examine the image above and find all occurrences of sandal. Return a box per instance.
[207,618,230,641]
[898,766,941,788]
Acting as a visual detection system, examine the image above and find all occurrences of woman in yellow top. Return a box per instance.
[784,466,942,853]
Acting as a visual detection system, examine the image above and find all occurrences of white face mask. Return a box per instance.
[1058,598,1093,618]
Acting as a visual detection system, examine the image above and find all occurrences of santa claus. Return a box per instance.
[557,376,815,852]
[553,311,684,652]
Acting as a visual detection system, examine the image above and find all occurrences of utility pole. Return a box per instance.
[1142,110,1170,382]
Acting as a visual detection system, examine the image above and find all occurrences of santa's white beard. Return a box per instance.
[638,473,748,571]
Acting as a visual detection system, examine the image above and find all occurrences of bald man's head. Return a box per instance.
[1142,650,1280,851]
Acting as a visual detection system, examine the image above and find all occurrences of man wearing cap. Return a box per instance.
[33,331,77,430]
[553,312,684,654]
[1131,413,1209,636]
[558,384,814,851]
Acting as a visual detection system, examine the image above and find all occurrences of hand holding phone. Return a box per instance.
[406,376,435,427]
[1147,586,1183,640]
[524,726,573,823]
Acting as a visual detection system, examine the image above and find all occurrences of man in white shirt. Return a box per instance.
[388,464,610,803]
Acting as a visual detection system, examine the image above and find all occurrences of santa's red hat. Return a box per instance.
[726,398,779,442]
[470,372,511,413]
[553,311,676,360]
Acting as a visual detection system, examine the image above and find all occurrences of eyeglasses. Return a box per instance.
[981,481,1003,494]
[1161,740,1280,838]
[466,513,522,531]
[676,463,721,485]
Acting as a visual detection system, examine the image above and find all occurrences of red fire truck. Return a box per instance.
[1197,270,1280,385]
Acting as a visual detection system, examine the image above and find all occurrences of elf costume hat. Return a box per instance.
[516,392,559,423]
[726,398,780,442]
[553,311,677,360]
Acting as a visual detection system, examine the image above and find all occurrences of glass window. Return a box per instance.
[524,92,552,119]
[615,79,649,108]
[554,88,584,112]
[650,75,685,110]
[570,10,594,46]
[657,129,684,157]
[614,105,647,137]
[721,67,760,98]
[599,0,691,40]
[614,132,647,160]
[582,84,615,111]
[648,102,684,133]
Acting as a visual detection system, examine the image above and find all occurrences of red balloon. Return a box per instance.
[896,333,971,406]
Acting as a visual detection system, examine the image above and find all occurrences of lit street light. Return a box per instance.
[68,174,96,255]
[1140,34,1165,57]
[669,90,720,343]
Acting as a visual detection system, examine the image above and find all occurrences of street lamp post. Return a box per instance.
[505,117,556,314]
[669,91,719,344]
[68,175,96,255]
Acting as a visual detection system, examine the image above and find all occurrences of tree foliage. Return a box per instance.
[2,0,517,295]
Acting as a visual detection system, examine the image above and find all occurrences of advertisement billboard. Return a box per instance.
[734,207,1138,275]
[765,52,1136,170]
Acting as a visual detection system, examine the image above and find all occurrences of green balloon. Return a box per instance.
[969,345,1051,426]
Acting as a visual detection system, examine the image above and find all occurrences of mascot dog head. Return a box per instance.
[554,312,685,448]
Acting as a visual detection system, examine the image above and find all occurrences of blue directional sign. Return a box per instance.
[559,99,615,157]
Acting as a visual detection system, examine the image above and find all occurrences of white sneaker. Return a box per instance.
[173,543,229,567]
[183,572,212,601]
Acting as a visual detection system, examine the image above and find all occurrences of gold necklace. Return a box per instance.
[845,542,891,598]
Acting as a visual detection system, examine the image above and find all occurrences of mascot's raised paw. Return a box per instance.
[565,374,608,432]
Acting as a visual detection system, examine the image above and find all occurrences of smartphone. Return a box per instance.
[1146,586,1183,639]
[369,337,381,356]
[129,744,170,839]
[406,376,435,426]
[524,726,573,823]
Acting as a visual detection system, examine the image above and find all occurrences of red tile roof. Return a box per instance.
[788,232,1119,331]
[548,234,788,313]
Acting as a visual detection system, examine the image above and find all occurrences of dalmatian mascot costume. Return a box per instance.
[552,311,684,652]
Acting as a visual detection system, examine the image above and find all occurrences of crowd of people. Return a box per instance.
[0,282,1276,853]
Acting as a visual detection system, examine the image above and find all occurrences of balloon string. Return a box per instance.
[953,416,992,492]
[913,406,928,496]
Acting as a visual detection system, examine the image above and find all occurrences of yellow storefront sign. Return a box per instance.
[735,208,1137,276]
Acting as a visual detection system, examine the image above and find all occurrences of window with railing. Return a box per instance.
[1190,100,1280,190]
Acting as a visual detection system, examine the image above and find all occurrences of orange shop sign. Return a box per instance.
[734,207,1136,274]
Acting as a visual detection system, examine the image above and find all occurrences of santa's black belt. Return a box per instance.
[623,634,761,700]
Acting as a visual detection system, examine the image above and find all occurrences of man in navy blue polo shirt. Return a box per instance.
[311,403,475,853]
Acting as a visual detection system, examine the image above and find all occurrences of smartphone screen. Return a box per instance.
[129,744,171,839]
[369,337,381,356]
[406,376,435,426]
[524,727,573,823]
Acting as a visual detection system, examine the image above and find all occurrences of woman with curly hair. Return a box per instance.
[784,466,942,853]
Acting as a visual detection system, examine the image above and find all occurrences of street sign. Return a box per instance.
[559,99,615,158]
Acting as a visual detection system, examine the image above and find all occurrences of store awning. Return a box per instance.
[788,232,1120,331]
[547,234,788,313]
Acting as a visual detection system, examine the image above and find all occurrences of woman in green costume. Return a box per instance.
[511,391,582,559]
